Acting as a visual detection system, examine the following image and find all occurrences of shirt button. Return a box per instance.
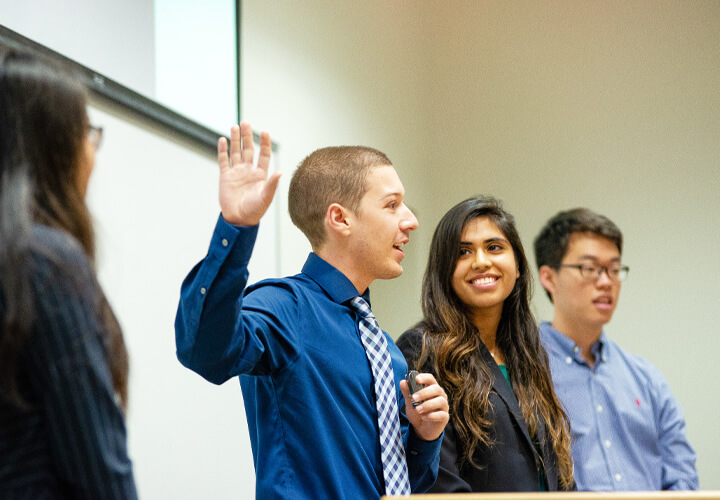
[200,287,207,295]
[614,473,622,482]
[573,346,580,353]
[565,356,572,364]
[221,238,229,247]
[604,440,611,448]
[596,405,603,413]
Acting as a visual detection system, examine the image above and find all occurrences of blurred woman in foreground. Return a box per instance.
[0,48,137,498]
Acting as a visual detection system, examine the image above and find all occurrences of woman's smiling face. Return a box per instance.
[451,216,519,320]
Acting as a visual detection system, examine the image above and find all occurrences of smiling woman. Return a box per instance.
[451,217,520,336]
[396,195,575,493]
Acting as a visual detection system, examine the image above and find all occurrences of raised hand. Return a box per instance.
[218,122,282,226]
[400,373,449,442]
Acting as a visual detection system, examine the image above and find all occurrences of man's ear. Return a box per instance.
[324,203,352,238]
[538,265,557,296]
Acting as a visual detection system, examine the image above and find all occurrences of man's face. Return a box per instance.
[347,165,418,289]
[547,232,622,333]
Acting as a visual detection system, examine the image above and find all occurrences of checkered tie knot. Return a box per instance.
[349,296,411,496]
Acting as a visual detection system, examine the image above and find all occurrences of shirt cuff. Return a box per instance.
[209,214,259,267]
[406,427,443,462]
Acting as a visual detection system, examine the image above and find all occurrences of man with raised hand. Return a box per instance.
[175,122,449,499]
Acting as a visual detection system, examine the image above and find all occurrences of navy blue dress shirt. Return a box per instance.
[175,216,441,499]
[0,225,137,499]
[540,322,698,491]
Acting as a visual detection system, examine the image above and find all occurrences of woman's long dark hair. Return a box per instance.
[415,195,573,488]
[0,48,129,410]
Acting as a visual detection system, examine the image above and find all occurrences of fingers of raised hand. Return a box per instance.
[220,123,265,171]
[256,130,272,172]
[217,136,229,171]
[239,121,256,168]
[222,123,271,172]
[218,124,244,171]
[226,123,243,167]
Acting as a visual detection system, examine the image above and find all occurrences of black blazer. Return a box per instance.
[397,327,569,492]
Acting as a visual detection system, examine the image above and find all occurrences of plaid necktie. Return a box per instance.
[350,296,411,496]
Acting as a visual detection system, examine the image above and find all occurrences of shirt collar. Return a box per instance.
[542,322,609,364]
[301,252,370,305]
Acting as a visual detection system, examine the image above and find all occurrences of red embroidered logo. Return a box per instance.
[635,398,641,407]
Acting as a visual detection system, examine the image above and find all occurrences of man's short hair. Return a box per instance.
[288,146,392,248]
[534,208,623,300]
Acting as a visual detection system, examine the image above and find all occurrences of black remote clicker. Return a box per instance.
[406,370,425,407]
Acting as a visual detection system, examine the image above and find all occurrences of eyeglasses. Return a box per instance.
[558,263,630,282]
[88,125,103,151]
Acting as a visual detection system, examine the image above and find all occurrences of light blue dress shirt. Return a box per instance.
[539,322,698,491]
[175,215,441,499]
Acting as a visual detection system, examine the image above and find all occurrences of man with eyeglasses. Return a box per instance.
[533,208,698,491]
